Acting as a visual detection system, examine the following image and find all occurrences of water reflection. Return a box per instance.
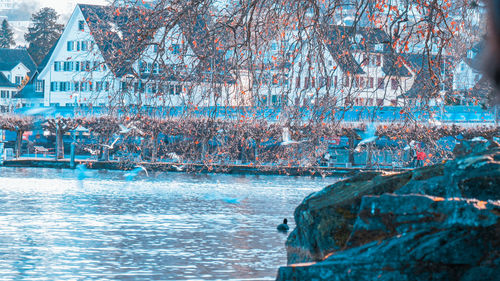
[0,167,336,280]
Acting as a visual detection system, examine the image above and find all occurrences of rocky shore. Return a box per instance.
[277,140,500,280]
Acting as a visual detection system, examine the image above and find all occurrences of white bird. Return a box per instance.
[167,152,181,162]
[134,165,149,177]
[118,124,131,134]
[354,123,378,152]
[281,127,300,146]
[100,136,120,149]
[84,147,99,155]
[471,136,487,142]
[119,124,144,135]
[124,166,148,181]
[172,164,184,171]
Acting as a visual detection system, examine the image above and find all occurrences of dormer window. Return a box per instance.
[78,20,85,31]
[15,76,23,85]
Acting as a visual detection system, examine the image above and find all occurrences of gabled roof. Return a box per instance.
[400,54,454,99]
[78,4,156,77]
[461,40,485,72]
[0,72,16,88]
[323,25,364,74]
[323,25,410,77]
[0,48,37,75]
[38,36,60,73]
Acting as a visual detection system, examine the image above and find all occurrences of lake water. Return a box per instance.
[0,167,337,280]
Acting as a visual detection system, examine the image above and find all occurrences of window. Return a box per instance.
[96,81,103,91]
[368,77,374,89]
[81,41,88,51]
[50,82,58,91]
[63,62,73,71]
[74,82,80,91]
[153,63,159,74]
[105,82,110,91]
[59,82,69,91]
[78,20,85,31]
[54,61,61,71]
[75,61,80,71]
[76,41,81,51]
[172,44,180,54]
[35,80,44,92]
[357,77,365,88]
[377,98,384,106]
[374,44,384,52]
[15,76,23,85]
[378,78,384,89]
[67,41,74,51]
[391,78,399,90]
[343,74,349,87]
[85,61,91,71]
[296,77,301,88]
[1,90,8,98]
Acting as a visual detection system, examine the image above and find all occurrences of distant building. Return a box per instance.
[0,48,38,111]
[253,25,413,107]
[399,54,454,106]
[0,0,13,12]
[451,42,492,104]
[453,42,483,91]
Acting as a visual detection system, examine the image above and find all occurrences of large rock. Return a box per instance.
[277,194,500,281]
[285,171,413,264]
[285,145,500,265]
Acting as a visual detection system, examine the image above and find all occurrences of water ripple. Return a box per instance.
[0,167,336,280]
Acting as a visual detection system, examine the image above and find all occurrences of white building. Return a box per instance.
[252,25,413,107]
[453,42,483,91]
[0,48,38,111]
[37,4,243,108]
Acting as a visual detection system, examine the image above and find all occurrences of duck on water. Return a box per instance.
[277,218,289,232]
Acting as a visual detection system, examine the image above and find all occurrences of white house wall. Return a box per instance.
[38,5,117,107]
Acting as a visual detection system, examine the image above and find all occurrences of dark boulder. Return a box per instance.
[277,195,500,281]
[285,171,413,264]
[285,145,500,265]
[278,144,500,280]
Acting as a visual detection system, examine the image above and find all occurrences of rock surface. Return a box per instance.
[279,143,500,280]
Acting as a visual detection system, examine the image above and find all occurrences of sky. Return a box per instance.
[35,0,110,18]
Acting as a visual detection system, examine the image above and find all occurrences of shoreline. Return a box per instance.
[0,158,412,177]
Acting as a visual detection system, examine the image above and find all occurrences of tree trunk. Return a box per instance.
[15,130,23,158]
[348,135,355,167]
[151,132,158,162]
[56,129,64,159]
